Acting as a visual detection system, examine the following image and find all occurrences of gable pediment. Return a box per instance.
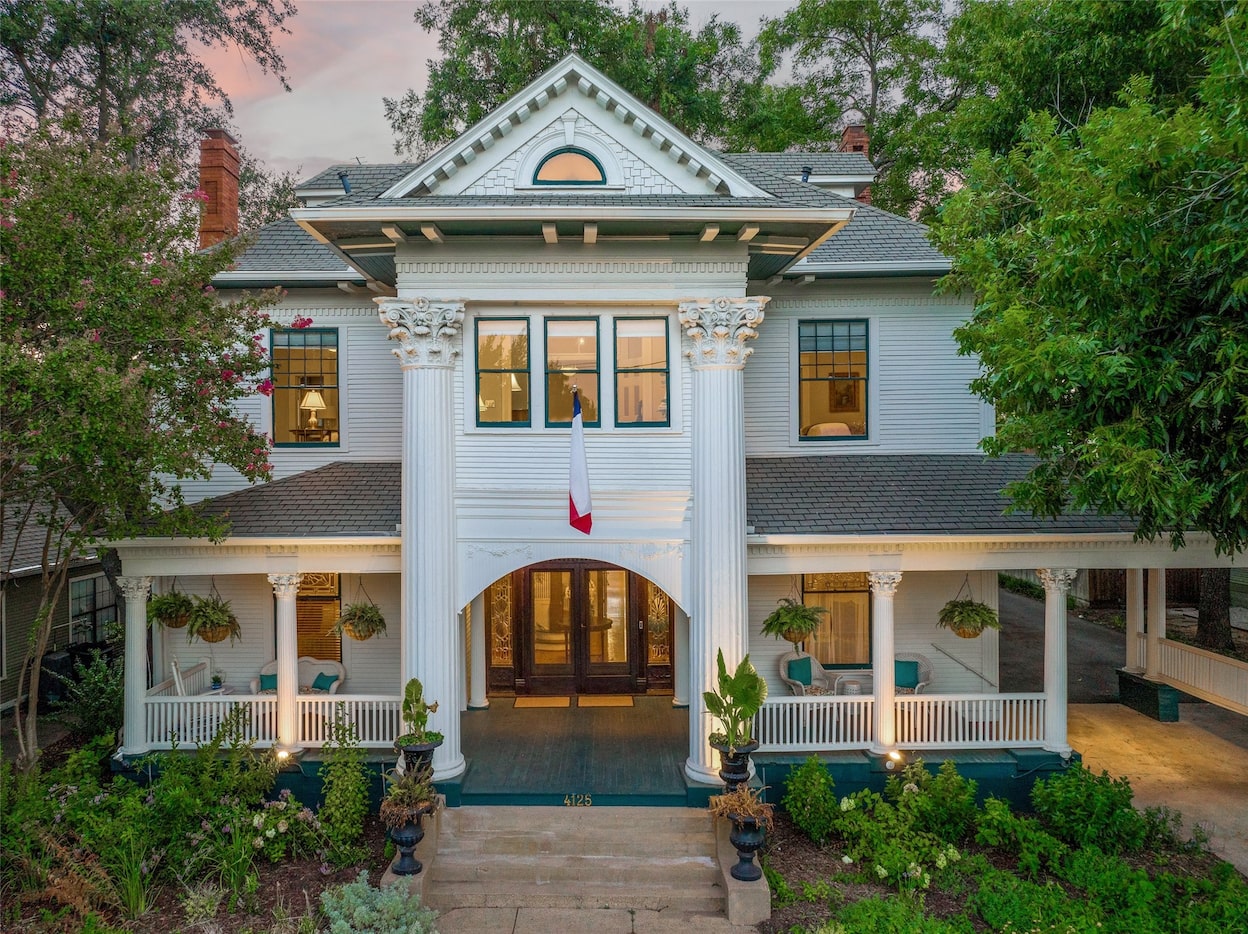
[380,55,770,201]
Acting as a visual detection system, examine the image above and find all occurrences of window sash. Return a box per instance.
[802,573,871,669]
[69,574,117,644]
[272,328,340,446]
[798,319,868,440]
[544,318,600,427]
[476,318,531,427]
[614,317,669,427]
[533,148,607,185]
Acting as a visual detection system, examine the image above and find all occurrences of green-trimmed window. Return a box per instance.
[533,148,606,185]
[476,319,531,426]
[272,329,339,445]
[798,320,868,439]
[69,574,117,645]
[545,318,599,426]
[802,573,870,668]
[614,318,669,427]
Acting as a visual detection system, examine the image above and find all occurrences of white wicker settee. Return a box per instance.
[250,657,345,694]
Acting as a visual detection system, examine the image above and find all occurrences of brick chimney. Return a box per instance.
[837,124,872,204]
[198,129,240,249]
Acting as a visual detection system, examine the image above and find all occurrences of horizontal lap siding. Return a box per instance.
[338,574,401,693]
[158,576,275,693]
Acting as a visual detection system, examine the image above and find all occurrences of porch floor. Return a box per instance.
[459,695,690,806]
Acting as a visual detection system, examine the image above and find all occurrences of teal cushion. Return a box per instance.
[895,660,920,690]
[312,672,339,692]
[787,655,814,687]
[259,673,277,691]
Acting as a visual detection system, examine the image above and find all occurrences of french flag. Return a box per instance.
[569,389,593,534]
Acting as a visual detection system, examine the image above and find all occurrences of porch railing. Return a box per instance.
[145,694,277,749]
[146,661,208,698]
[755,695,874,751]
[1156,638,1248,716]
[894,693,1047,749]
[296,695,402,748]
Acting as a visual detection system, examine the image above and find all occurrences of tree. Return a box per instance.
[383,0,751,159]
[934,3,1248,560]
[0,128,282,770]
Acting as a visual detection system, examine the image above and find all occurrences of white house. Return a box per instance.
[109,56,1238,798]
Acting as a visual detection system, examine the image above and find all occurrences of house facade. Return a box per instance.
[110,57,1238,793]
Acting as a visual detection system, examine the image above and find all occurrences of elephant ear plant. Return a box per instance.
[704,649,767,753]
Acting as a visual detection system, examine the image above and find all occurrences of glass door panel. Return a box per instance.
[586,570,628,666]
[532,570,572,670]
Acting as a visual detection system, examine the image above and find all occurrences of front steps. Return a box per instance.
[424,805,726,914]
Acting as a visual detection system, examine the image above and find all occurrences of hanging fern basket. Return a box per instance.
[186,594,242,645]
[332,602,387,641]
[937,599,1001,639]
[148,591,194,630]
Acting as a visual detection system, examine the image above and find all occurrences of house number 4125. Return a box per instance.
[563,794,592,807]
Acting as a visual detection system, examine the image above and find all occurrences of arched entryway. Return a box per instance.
[482,560,675,696]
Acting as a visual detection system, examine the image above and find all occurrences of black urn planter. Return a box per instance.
[710,738,759,792]
[388,815,427,876]
[396,738,443,775]
[727,814,766,882]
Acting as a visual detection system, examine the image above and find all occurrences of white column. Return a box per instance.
[118,576,152,756]
[1145,567,1166,680]
[672,606,690,707]
[377,297,467,780]
[1125,568,1145,672]
[868,571,902,753]
[269,573,302,754]
[468,594,488,709]
[678,296,768,784]
[1038,568,1077,754]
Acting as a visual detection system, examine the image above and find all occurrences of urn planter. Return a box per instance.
[727,813,767,882]
[710,738,759,792]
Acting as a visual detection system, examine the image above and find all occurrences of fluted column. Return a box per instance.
[1145,568,1166,680]
[1125,568,1145,672]
[118,576,152,756]
[1038,568,1077,754]
[377,296,467,780]
[868,572,902,752]
[269,573,302,754]
[678,296,768,784]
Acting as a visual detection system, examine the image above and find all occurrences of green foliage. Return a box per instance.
[1000,574,1045,601]
[1031,765,1146,854]
[396,677,442,746]
[147,590,194,627]
[186,595,242,644]
[936,599,1000,634]
[318,711,371,863]
[760,597,827,642]
[331,602,387,641]
[781,755,839,845]
[380,763,439,832]
[970,867,1103,932]
[319,871,438,934]
[832,787,963,892]
[702,649,767,750]
[974,797,1068,878]
[763,863,797,907]
[50,649,124,742]
[885,759,979,843]
[824,893,975,933]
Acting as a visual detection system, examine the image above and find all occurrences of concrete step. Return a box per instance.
[427,806,726,914]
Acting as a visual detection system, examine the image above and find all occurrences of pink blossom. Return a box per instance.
[291,316,313,329]
[221,369,236,381]
[88,329,101,343]
[255,379,274,396]
[252,334,264,343]
[181,188,210,203]
[150,277,162,286]
[143,252,154,263]
[72,301,86,311]
[0,217,13,229]
[203,285,215,293]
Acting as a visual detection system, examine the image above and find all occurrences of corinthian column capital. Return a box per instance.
[267,573,302,599]
[375,297,466,369]
[117,576,152,601]
[868,571,903,596]
[1037,568,1078,593]
[678,297,769,369]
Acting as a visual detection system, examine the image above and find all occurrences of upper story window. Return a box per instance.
[69,573,116,645]
[272,329,339,445]
[477,319,531,426]
[545,319,599,426]
[533,148,606,185]
[615,318,669,427]
[799,320,868,439]
[802,573,870,668]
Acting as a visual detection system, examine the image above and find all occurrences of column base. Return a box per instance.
[467,700,490,710]
[685,757,721,786]
[432,752,467,782]
[1042,744,1074,758]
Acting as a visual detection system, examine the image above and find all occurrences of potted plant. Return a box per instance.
[186,595,242,645]
[937,599,1001,639]
[379,762,439,876]
[394,678,443,774]
[210,670,224,690]
[329,602,387,641]
[703,649,768,791]
[708,784,773,882]
[760,597,826,647]
[148,590,193,629]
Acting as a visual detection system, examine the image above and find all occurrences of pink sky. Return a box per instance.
[204,0,773,181]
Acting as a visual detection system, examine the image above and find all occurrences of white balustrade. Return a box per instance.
[893,694,1047,749]
[145,662,209,698]
[296,695,403,748]
[145,694,278,748]
[1132,631,1148,671]
[1157,639,1248,716]
[755,696,874,751]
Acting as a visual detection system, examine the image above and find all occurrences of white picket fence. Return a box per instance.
[1157,638,1248,716]
[754,695,874,751]
[894,694,1047,749]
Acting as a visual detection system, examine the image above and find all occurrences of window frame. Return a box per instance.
[68,572,117,645]
[612,317,670,428]
[796,318,870,442]
[543,317,601,428]
[271,327,341,448]
[475,317,532,428]
[532,147,608,186]
[802,573,872,670]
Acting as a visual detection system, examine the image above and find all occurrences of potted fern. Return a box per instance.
[148,590,193,630]
[760,597,826,647]
[937,599,1001,639]
[330,602,386,641]
[186,595,242,644]
[704,649,768,791]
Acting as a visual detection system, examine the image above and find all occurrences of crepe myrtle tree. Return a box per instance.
[0,126,283,771]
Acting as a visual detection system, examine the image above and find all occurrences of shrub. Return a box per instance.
[781,755,838,845]
[319,710,371,864]
[970,868,1103,931]
[885,759,978,843]
[1031,765,1146,853]
[832,788,962,893]
[974,797,1067,878]
[319,871,438,934]
[50,649,124,742]
[824,894,975,933]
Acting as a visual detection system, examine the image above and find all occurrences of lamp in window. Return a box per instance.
[299,389,327,428]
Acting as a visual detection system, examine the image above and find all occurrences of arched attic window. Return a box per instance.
[533,147,607,185]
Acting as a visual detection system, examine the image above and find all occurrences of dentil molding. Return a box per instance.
[678,297,770,369]
[375,297,466,368]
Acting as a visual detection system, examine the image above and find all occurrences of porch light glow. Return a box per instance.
[884,749,905,771]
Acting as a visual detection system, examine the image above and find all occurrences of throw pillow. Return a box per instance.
[259,672,277,692]
[312,672,339,692]
[895,659,921,690]
[787,655,814,687]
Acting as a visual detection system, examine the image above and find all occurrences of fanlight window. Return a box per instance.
[534,148,606,185]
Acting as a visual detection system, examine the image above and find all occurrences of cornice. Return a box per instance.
[396,259,747,276]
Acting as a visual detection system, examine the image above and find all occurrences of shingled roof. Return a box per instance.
[724,152,876,177]
[746,455,1140,536]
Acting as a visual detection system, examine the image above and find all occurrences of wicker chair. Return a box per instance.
[832,653,935,695]
[778,647,836,696]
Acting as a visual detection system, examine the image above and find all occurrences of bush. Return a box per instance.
[50,649,124,742]
[781,755,839,845]
[974,797,1067,878]
[319,710,371,864]
[825,894,976,933]
[970,867,1103,931]
[1031,765,1146,853]
[319,871,438,933]
[885,759,978,843]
